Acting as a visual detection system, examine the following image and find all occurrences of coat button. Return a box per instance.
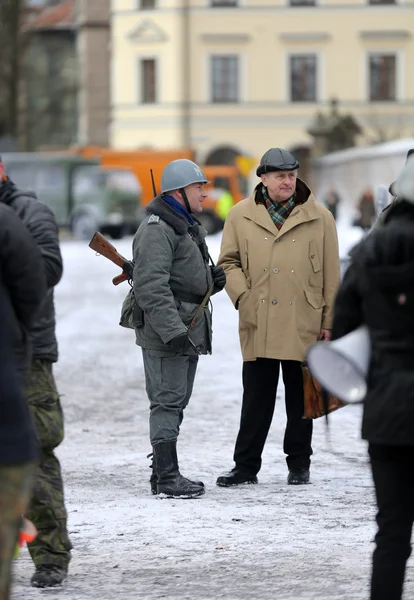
[276,239,280,243]
[261,299,266,303]
[273,268,279,273]
[272,300,277,305]
[291,269,295,273]
[264,237,268,240]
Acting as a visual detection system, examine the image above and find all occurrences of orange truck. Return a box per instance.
[70,146,247,233]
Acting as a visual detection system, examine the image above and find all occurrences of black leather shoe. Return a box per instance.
[216,468,258,487]
[31,565,67,588]
[287,468,310,485]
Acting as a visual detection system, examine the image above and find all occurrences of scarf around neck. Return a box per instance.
[262,185,296,230]
[162,194,195,225]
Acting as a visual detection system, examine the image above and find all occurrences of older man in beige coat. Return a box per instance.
[216,148,340,487]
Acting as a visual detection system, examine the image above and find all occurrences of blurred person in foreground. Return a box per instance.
[130,159,226,498]
[216,148,340,487]
[0,157,72,587]
[0,203,46,600]
[374,149,414,229]
[331,154,414,600]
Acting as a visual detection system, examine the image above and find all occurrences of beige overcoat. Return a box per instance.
[218,180,341,362]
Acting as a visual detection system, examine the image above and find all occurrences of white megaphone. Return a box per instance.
[307,326,371,404]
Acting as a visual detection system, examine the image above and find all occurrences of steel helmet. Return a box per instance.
[256,148,299,177]
[161,159,208,194]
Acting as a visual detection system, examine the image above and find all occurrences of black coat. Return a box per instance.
[0,203,46,465]
[0,179,63,362]
[331,215,414,446]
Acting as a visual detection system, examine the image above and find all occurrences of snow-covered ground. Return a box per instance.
[11,227,414,600]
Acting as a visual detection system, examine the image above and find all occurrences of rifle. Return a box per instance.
[150,168,157,197]
[89,232,133,285]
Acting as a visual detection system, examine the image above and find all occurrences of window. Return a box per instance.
[211,55,239,103]
[290,0,315,5]
[369,54,396,101]
[368,0,395,4]
[211,0,238,5]
[139,0,155,8]
[290,55,317,102]
[140,59,157,104]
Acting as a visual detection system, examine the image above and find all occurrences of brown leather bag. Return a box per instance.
[301,362,344,419]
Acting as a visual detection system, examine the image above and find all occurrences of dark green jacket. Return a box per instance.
[131,196,214,355]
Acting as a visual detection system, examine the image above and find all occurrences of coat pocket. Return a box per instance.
[238,289,257,328]
[242,239,251,287]
[304,289,326,309]
[309,239,322,273]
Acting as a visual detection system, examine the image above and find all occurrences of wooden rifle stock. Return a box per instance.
[89,232,132,286]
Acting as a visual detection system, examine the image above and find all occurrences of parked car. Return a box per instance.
[1,152,141,239]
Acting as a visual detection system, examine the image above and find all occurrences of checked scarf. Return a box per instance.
[262,185,296,230]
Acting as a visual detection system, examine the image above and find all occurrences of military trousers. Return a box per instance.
[25,360,72,570]
[142,349,199,445]
[0,463,35,600]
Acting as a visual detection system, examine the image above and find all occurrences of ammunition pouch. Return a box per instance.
[119,288,144,330]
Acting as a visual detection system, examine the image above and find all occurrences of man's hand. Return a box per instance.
[211,265,226,293]
[167,332,192,354]
[319,329,331,341]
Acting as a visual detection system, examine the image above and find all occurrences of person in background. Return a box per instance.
[0,203,46,600]
[323,185,341,221]
[216,148,340,488]
[216,187,234,223]
[356,187,376,232]
[0,157,72,588]
[331,154,414,600]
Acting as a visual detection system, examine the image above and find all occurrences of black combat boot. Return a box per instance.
[147,451,204,495]
[153,441,205,499]
[216,467,258,487]
[287,467,310,485]
[147,452,158,495]
[31,565,67,588]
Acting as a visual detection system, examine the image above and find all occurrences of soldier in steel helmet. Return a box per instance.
[216,148,341,487]
[130,159,226,498]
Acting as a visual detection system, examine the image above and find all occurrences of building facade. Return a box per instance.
[111,0,414,164]
[77,0,111,146]
[21,0,111,150]
[24,0,78,150]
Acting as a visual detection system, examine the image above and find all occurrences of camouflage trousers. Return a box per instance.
[25,360,72,570]
[0,463,35,600]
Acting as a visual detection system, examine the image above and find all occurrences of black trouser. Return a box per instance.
[233,359,312,475]
[369,443,414,600]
